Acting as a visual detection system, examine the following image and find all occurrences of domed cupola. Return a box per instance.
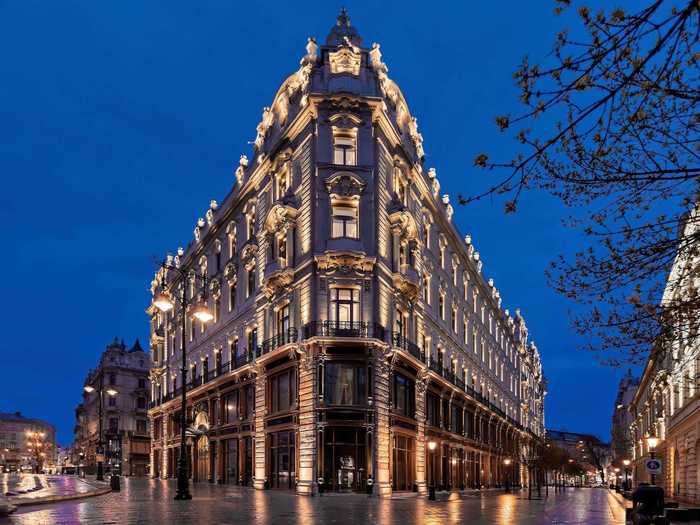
[325,8,362,47]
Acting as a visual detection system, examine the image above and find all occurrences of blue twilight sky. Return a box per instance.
[0,0,634,445]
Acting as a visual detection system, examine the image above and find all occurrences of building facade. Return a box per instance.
[147,11,546,497]
[547,429,612,485]
[0,412,56,473]
[630,208,700,503]
[73,337,151,477]
[611,370,639,463]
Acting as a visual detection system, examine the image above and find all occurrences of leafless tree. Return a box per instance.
[462,1,700,365]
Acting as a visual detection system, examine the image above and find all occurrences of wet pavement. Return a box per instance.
[2,474,105,501]
[1,478,627,525]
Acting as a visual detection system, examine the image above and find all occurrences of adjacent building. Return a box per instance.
[73,337,151,476]
[547,429,612,484]
[0,412,56,473]
[630,207,700,503]
[147,10,546,497]
[611,370,639,463]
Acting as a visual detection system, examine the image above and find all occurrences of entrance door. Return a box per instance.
[196,436,209,482]
[269,430,295,489]
[323,428,367,492]
[392,434,415,491]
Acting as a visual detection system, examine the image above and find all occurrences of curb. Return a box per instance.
[10,486,112,507]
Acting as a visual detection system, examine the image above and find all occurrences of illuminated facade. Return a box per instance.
[73,337,151,477]
[630,207,700,502]
[0,412,56,473]
[147,10,546,497]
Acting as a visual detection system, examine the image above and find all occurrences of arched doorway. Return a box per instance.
[196,435,209,482]
[192,409,210,482]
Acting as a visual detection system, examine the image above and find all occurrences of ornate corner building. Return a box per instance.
[147,10,546,497]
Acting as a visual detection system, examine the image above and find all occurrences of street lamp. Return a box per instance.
[153,261,213,501]
[427,440,437,500]
[84,377,118,482]
[646,436,659,485]
[503,458,512,493]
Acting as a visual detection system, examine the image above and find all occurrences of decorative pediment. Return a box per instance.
[263,202,299,234]
[392,270,420,302]
[315,250,375,275]
[263,267,295,298]
[329,45,361,76]
[388,207,419,241]
[325,172,366,198]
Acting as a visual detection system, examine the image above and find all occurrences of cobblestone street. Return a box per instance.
[1,479,627,525]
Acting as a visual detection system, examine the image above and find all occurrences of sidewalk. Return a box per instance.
[3,474,111,508]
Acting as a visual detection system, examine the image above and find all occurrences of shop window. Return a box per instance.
[224,391,239,423]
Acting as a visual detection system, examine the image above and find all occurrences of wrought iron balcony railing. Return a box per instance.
[391,332,425,362]
[303,321,385,340]
[259,328,299,357]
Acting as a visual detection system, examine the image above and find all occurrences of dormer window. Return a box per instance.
[331,204,358,239]
[333,128,357,166]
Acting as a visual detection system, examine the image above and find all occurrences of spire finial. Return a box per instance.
[338,7,350,27]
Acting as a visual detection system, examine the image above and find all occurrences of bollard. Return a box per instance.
[110,474,121,492]
[317,477,324,496]
[366,477,374,496]
[428,485,436,500]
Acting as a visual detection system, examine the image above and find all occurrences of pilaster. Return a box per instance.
[254,369,267,489]
[373,346,392,498]
[415,373,428,495]
[296,346,317,495]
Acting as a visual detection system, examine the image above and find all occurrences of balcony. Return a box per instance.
[392,265,420,302]
[259,328,298,357]
[303,321,385,341]
[391,332,425,362]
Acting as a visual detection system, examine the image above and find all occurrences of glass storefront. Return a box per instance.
[392,434,415,491]
[323,427,367,492]
[226,438,239,484]
[268,430,296,489]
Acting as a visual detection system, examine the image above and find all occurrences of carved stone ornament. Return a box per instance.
[325,172,366,198]
[315,251,376,275]
[263,267,295,298]
[210,279,221,299]
[329,44,361,76]
[224,262,238,283]
[205,208,214,226]
[235,155,248,185]
[240,240,258,270]
[263,203,299,235]
[388,208,419,241]
[392,271,420,302]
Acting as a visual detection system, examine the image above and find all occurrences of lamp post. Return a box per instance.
[623,459,631,491]
[503,458,512,493]
[84,375,118,482]
[646,436,659,486]
[153,262,213,501]
[427,441,437,500]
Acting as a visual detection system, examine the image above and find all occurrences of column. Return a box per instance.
[415,375,428,495]
[373,346,393,498]
[296,347,318,495]
[253,370,267,490]
[161,415,168,479]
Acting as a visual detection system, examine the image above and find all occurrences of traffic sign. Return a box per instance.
[645,458,662,474]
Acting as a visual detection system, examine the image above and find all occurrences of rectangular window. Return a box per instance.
[136,397,146,409]
[244,385,255,420]
[269,368,296,414]
[224,391,239,423]
[439,294,445,320]
[331,205,358,239]
[393,372,415,418]
[108,396,116,407]
[331,288,360,323]
[276,305,290,335]
[324,362,367,405]
[247,269,255,297]
[108,418,118,432]
[333,133,356,165]
[426,393,440,427]
[248,329,257,356]
[138,378,146,389]
[136,420,147,435]
[229,281,237,311]
[451,307,457,333]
